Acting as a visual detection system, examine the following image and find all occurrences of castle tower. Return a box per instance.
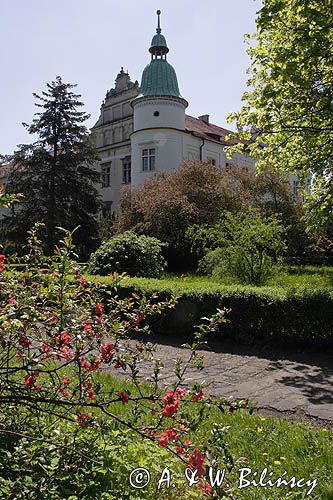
[131,10,188,187]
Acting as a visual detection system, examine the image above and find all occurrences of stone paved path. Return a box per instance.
[112,335,333,427]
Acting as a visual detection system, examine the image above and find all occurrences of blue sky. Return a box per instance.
[0,0,261,155]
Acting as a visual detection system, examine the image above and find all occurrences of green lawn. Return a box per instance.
[89,265,333,295]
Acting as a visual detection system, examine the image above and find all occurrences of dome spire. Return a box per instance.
[156,9,161,34]
[149,10,169,56]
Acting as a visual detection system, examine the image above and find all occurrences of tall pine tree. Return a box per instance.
[6,76,101,257]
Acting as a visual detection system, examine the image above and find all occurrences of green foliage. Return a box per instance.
[4,76,101,258]
[195,211,287,285]
[0,413,181,500]
[228,0,333,231]
[88,231,167,277]
[1,398,332,499]
[116,162,300,270]
[96,273,333,348]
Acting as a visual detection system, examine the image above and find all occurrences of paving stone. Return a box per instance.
[108,336,333,426]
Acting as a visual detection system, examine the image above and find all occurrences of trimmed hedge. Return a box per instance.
[96,277,333,348]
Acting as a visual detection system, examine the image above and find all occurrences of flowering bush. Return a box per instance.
[0,196,249,497]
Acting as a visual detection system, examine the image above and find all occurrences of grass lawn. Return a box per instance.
[89,265,333,295]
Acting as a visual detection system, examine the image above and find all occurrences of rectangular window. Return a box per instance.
[101,162,111,187]
[293,179,299,197]
[142,148,156,171]
[207,157,216,166]
[122,157,131,184]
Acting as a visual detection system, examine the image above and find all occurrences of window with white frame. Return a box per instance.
[101,162,111,187]
[142,148,156,171]
[122,157,131,184]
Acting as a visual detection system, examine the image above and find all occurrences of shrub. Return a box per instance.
[198,211,286,285]
[0,215,239,499]
[88,231,167,277]
[112,276,333,348]
[115,162,297,270]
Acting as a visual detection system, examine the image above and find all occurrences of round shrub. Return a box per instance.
[88,231,167,277]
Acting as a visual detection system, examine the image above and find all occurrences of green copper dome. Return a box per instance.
[141,59,181,97]
[140,10,182,98]
[149,33,169,54]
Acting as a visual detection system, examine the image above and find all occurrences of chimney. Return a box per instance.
[198,114,209,124]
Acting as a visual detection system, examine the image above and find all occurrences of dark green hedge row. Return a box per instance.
[116,281,333,348]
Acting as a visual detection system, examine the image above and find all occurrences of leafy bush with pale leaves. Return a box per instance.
[88,231,167,277]
[198,211,286,285]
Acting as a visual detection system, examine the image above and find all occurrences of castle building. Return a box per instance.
[90,10,256,213]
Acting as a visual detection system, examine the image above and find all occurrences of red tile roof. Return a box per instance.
[185,114,249,146]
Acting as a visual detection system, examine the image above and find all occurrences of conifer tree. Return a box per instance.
[6,76,101,257]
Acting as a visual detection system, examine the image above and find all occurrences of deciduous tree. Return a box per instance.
[228,0,333,230]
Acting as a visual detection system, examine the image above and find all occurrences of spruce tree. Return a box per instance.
[6,76,101,258]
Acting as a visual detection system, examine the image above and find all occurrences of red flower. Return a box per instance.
[118,391,129,404]
[166,427,180,441]
[0,254,5,272]
[133,313,145,325]
[158,431,169,448]
[100,343,113,362]
[85,388,96,400]
[76,413,90,428]
[198,480,212,497]
[83,323,93,333]
[18,337,31,348]
[80,357,101,372]
[162,401,179,418]
[189,450,205,477]
[162,389,180,418]
[24,374,37,388]
[75,274,88,286]
[59,386,70,398]
[55,331,71,347]
[60,347,75,361]
[162,389,175,405]
[192,389,204,402]
[95,303,104,315]
[8,295,16,305]
[175,387,187,398]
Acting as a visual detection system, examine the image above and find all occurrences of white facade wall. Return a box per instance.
[133,97,187,131]
[131,128,184,188]
[130,125,257,191]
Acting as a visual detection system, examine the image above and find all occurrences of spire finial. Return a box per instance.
[156,10,161,34]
